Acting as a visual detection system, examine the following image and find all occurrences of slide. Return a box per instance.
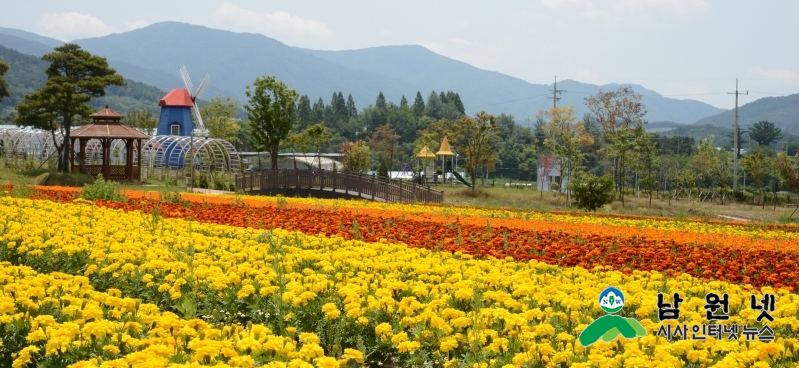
[450,169,472,187]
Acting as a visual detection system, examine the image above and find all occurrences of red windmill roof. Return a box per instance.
[158,88,194,107]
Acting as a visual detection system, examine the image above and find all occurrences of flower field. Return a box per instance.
[1,186,798,367]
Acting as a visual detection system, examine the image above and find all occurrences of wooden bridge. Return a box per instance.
[235,169,444,203]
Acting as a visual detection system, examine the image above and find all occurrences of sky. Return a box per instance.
[2,0,798,109]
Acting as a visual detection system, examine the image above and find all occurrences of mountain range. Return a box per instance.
[1,21,797,135]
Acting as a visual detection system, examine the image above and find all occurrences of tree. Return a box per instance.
[632,125,659,206]
[542,106,594,206]
[15,89,71,164]
[369,124,400,170]
[245,75,299,169]
[297,94,312,129]
[775,151,799,217]
[289,123,332,170]
[584,86,647,206]
[340,140,371,172]
[346,94,358,119]
[570,173,616,211]
[125,109,158,136]
[399,95,408,109]
[377,159,389,178]
[312,97,325,126]
[0,60,9,102]
[454,111,499,189]
[201,96,241,144]
[425,91,442,120]
[741,149,772,208]
[749,120,783,147]
[446,91,465,115]
[412,91,425,117]
[376,92,387,110]
[16,44,124,172]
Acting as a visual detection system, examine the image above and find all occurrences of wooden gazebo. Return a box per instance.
[70,106,150,181]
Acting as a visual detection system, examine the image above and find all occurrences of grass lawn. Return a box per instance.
[3,165,797,224]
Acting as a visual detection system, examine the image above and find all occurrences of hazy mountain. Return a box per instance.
[60,22,723,123]
[693,93,799,135]
[0,26,62,48]
[0,33,55,57]
[0,45,166,118]
[71,22,416,108]
[301,47,725,123]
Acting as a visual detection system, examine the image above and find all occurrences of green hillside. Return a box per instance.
[693,93,799,135]
[0,45,165,121]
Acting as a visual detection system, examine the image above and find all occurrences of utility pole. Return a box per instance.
[728,78,748,191]
[548,76,565,109]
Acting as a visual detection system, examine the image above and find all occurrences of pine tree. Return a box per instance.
[400,95,408,109]
[346,94,358,119]
[332,91,347,123]
[439,91,448,104]
[450,92,465,115]
[412,91,426,117]
[297,94,312,129]
[312,97,326,125]
[425,91,442,120]
[376,92,387,109]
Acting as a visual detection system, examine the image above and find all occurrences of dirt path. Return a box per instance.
[716,214,750,222]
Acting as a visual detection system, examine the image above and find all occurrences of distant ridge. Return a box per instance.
[0,26,63,48]
[1,22,726,123]
[693,93,799,135]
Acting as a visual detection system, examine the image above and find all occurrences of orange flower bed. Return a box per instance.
[17,185,795,292]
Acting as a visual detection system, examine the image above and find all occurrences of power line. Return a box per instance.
[548,76,566,109]
[728,78,748,192]
[464,92,551,110]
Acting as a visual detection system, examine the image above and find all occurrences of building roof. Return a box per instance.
[158,88,194,107]
[435,136,455,156]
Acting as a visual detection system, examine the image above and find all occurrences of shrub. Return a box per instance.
[569,174,615,211]
[377,160,389,178]
[81,174,127,202]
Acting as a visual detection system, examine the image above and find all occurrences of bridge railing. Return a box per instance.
[235,169,444,203]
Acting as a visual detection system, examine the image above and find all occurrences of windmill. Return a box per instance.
[156,65,211,138]
[179,65,210,137]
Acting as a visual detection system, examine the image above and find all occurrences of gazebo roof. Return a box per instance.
[71,106,149,140]
[89,106,124,120]
[435,136,455,156]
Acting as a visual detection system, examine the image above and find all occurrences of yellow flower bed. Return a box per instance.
[0,197,797,367]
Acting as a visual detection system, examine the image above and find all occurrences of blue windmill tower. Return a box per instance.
[157,65,209,137]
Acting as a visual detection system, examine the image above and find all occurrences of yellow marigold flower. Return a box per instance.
[313,357,338,368]
[321,303,340,320]
[397,340,421,353]
[439,337,459,353]
[375,323,392,337]
[102,345,121,355]
[357,317,369,326]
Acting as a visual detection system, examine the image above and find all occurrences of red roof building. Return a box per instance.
[158,88,194,107]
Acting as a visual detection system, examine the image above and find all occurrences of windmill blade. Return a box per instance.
[194,74,210,100]
[179,65,194,96]
[191,104,209,137]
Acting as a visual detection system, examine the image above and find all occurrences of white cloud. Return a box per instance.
[562,68,601,82]
[125,20,151,31]
[37,12,118,40]
[417,41,444,54]
[452,38,470,45]
[753,67,799,82]
[213,2,333,38]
